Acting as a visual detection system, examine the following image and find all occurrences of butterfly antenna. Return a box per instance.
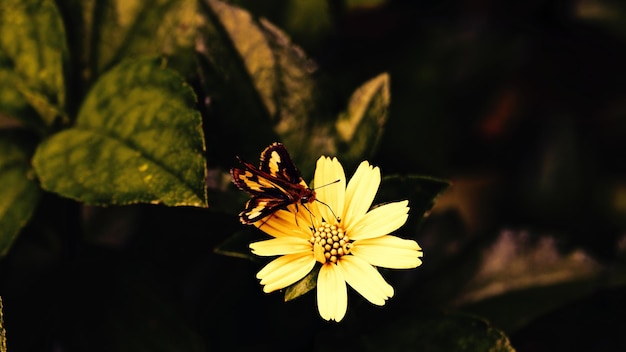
[313,179,341,190]
[315,199,341,223]
[312,179,342,223]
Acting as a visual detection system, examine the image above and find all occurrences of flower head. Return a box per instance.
[250,156,423,322]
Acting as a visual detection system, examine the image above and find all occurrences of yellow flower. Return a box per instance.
[249,156,423,322]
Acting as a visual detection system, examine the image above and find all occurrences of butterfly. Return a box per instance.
[231,142,337,225]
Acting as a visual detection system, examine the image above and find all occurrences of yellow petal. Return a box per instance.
[343,161,380,224]
[351,235,423,269]
[317,263,348,322]
[255,205,311,239]
[313,242,327,264]
[314,156,346,224]
[250,237,312,256]
[257,252,315,293]
[337,255,393,306]
[347,200,409,240]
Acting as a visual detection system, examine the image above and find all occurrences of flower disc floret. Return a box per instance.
[311,222,352,263]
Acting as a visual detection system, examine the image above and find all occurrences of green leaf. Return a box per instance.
[376,174,450,238]
[197,0,320,172]
[33,57,207,207]
[0,69,39,131]
[197,0,276,162]
[345,0,389,9]
[336,73,391,166]
[213,228,258,261]
[232,0,333,52]
[90,0,202,75]
[284,265,319,302]
[0,0,68,127]
[0,132,41,256]
[328,312,516,352]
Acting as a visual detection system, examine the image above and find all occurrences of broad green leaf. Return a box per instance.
[336,73,391,167]
[90,0,202,76]
[0,133,41,256]
[284,266,319,302]
[33,57,207,207]
[0,0,68,127]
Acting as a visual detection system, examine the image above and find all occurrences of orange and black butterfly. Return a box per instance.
[231,142,319,225]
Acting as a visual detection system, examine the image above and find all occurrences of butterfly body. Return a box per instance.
[231,143,315,224]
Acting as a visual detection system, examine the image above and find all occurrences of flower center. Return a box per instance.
[310,222,352,264]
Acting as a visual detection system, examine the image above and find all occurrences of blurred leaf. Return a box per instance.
[17,87,66,128]
[33,57,207,207]
[344,312,516,352]
[455,230,604,332]
[197,0,322,174]
[0,296,5,352]
[336,72,390,167]
[573,1,626,40]
[0,0,68,127]
[0,133,41,256]
[89,0,201,76]
[284,265,319,302]
[0,69,41,132]
[232,0,333,52]
[460,278,601,335]
[376,175,450,238]
[257,19,320,157]
[278,0,333,52]
[197,0,276,161]
[214,228,258,260]
[345,0,389,8]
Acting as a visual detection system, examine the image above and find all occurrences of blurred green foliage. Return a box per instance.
[1,0,626,351]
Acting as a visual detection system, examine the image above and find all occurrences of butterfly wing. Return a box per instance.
[231,143,314,224]
[231,159,296,199]
[259,142,306,186]
[231,158,307,224]
[239,197,286,224]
